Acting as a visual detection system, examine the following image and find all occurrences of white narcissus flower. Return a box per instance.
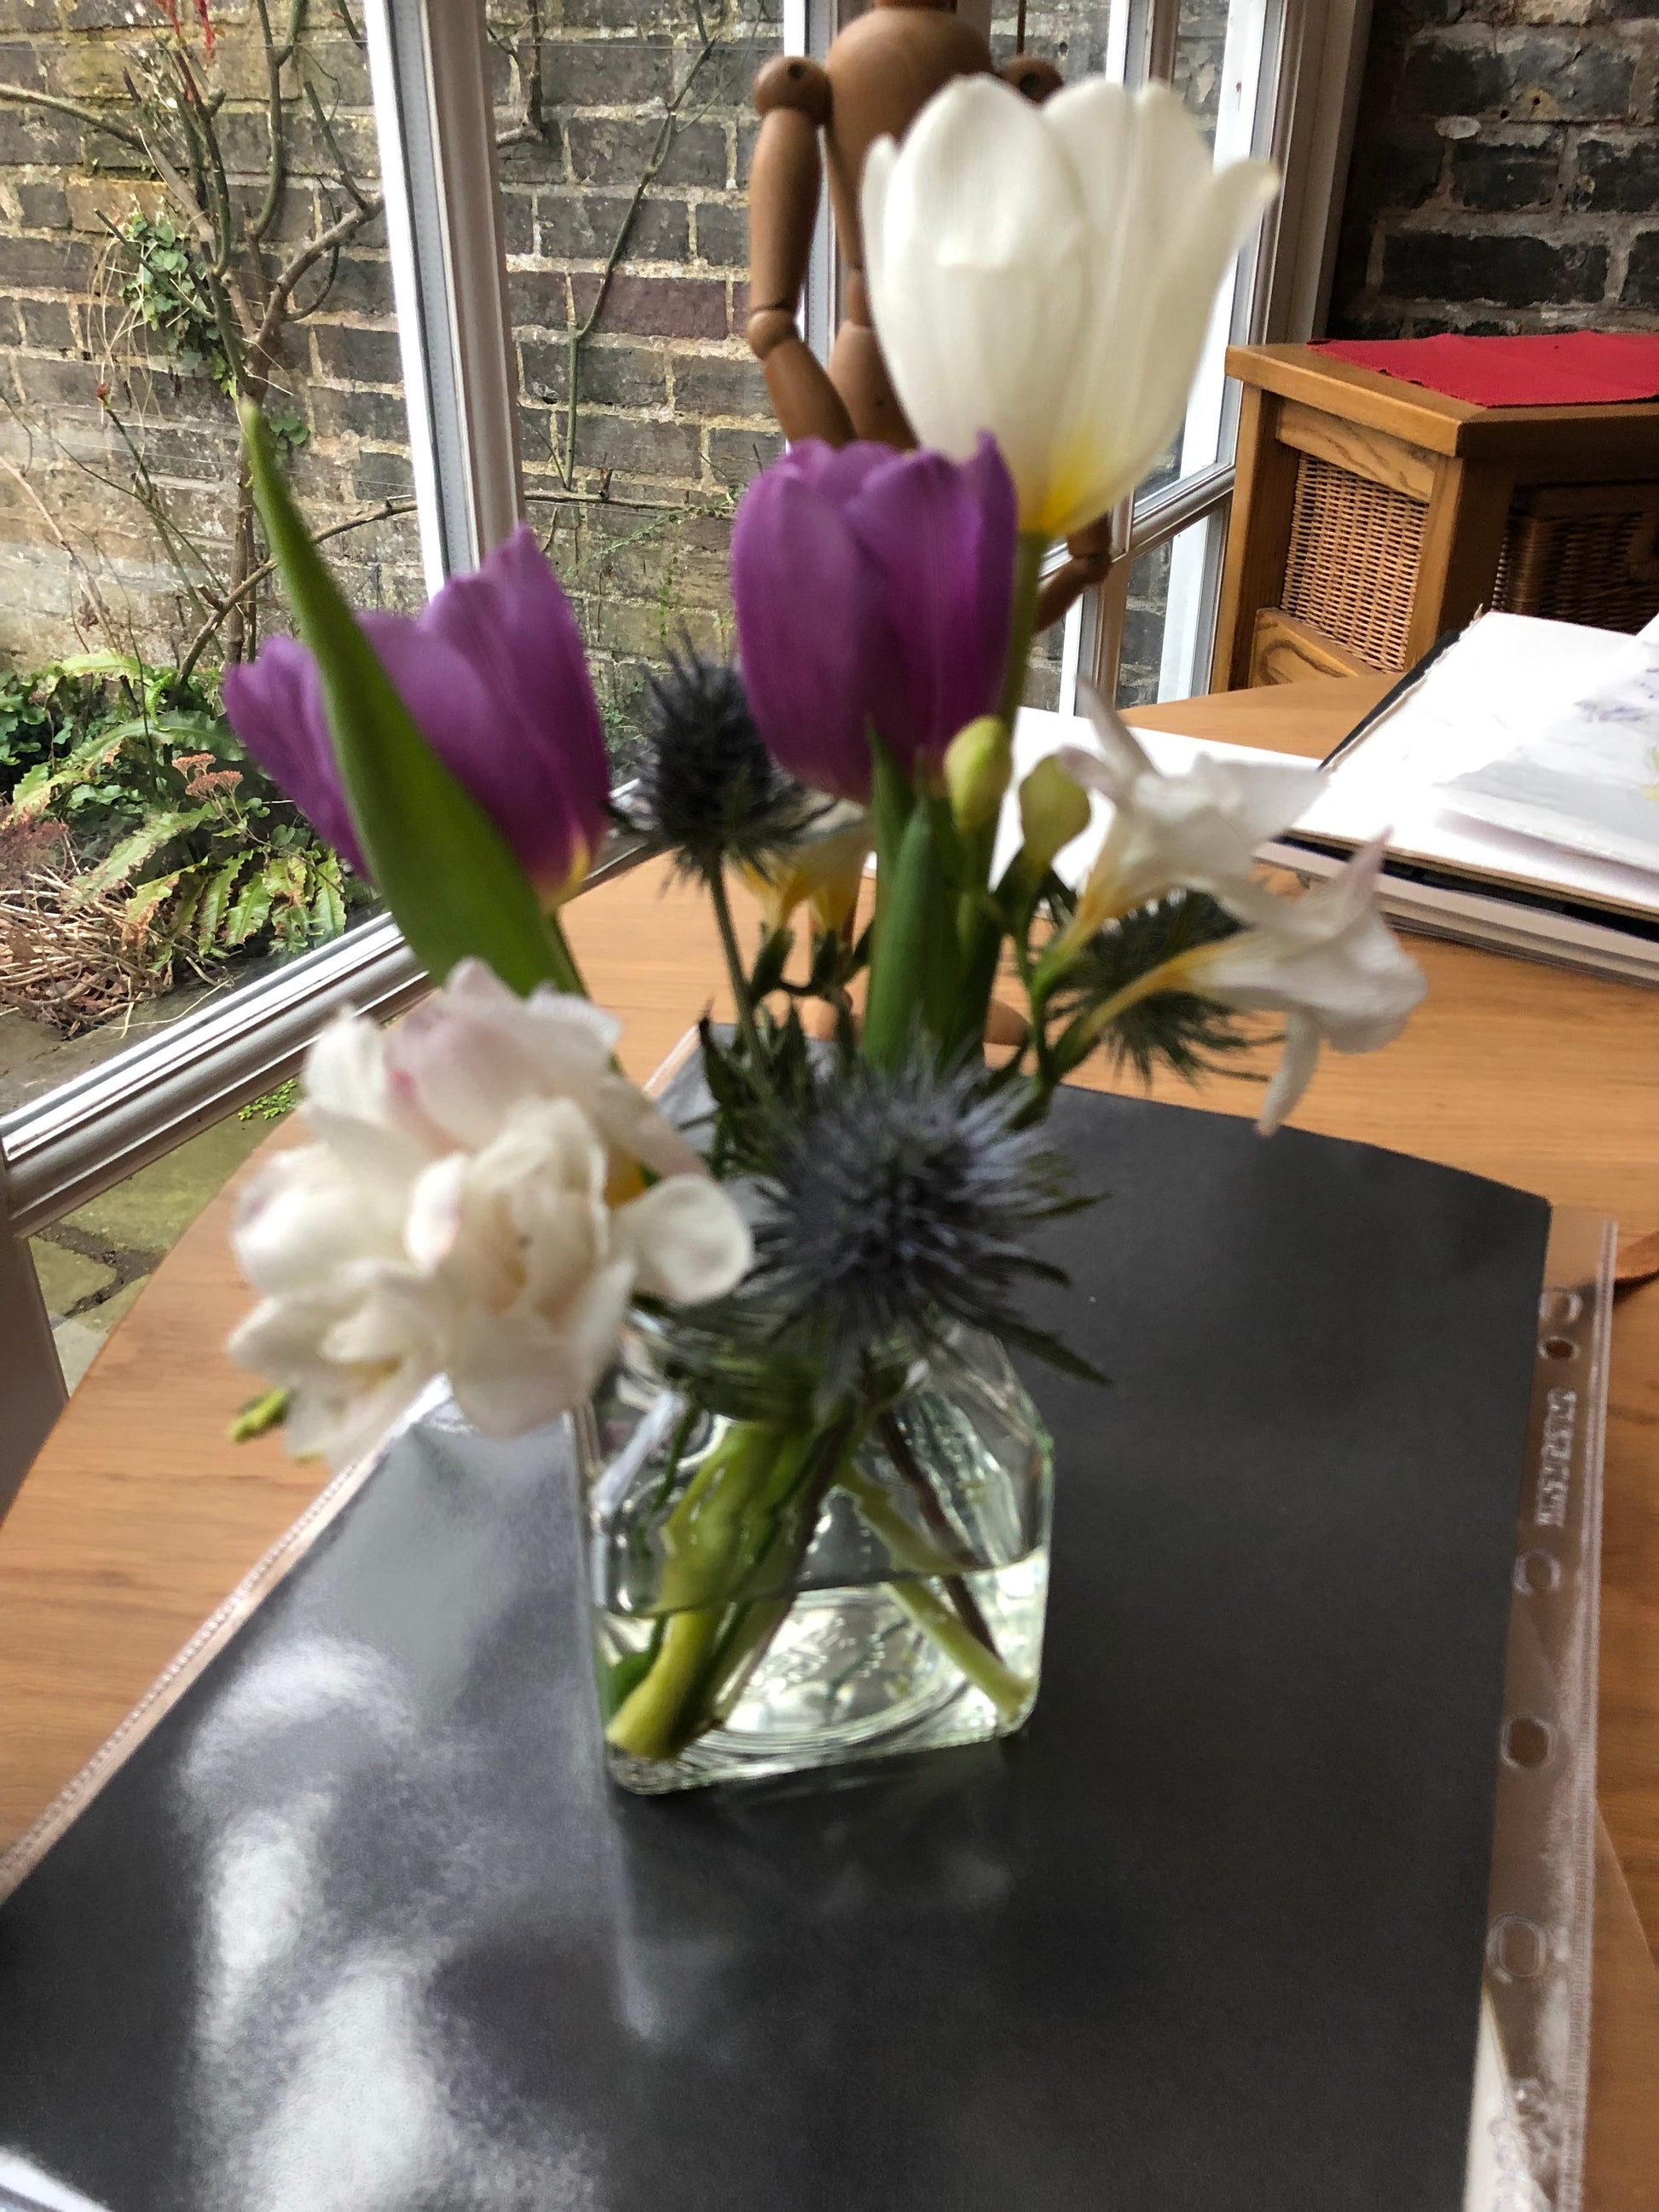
[228,962,753,1467]
[1054,691,1323,945]
[862,78,1279,541]
[1181,837,1428,1134]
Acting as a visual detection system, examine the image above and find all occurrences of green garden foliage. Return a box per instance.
[0,650,366,979]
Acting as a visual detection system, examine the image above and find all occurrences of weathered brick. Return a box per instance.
[312,323,403,387]
[1381,226,1607,304]
[510,268,570,332]
[0,232,93,292]
[1401,31,1635,124]
[353,450,417,500]
[1621,229,1659,309]
[309,385,411,444]
[1449,136,1562,211]
[562,409,700,482]
[536,188,687,262]
[18,297,74,349]
[15,178,70,229]
[142,424,240,485]
[0,109,81,165]
[316,253,396,318]
[540,38,678,109]
[500,187,535,257]
[0,298,21,348]
[0,38,43,90]
[0,0,61,27]
[691,199,749,269]
[564,114,726,190]
[708,424,783,486]
[670,350,769,419]
[522,336,669,410]
[573,269,726,338]
[1569,133,1659,213]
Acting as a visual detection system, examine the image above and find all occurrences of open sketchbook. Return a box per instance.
[1005,613,1659,984]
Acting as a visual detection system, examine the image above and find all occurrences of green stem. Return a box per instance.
[951,532,1046,1051]
[708,866,767,1069]
[997,534,1047,735]
[606,1608,726,1761]
[885,1579,1032,1724]
[546,907,588,998]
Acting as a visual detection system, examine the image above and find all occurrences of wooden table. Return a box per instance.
[3,676,1656,2198]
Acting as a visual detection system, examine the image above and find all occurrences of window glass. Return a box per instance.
[30,1083,292,1396]
[487,0,781,776]
[0,4,416,1115]
[1115,512,1218,709]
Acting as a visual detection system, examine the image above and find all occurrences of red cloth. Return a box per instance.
[1311,332,1659,407]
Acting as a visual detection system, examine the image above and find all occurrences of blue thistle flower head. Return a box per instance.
[747,1058,1079,1385]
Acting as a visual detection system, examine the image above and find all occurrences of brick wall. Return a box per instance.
[0,0,774,765]
[1332,0,1659,338]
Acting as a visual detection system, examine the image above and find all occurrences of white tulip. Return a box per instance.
[1054,690,1323,944]
[229,970,753,1466]
[1182,836,1428,1134]
[862,77,1279,540]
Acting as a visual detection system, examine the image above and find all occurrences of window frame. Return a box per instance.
[1059,0,1374,713]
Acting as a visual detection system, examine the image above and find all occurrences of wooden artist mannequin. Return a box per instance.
[745,0,1111,631]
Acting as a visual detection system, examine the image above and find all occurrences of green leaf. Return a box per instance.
[196,853,247,950]
[11,726,128,817]
[746,926,792,1004]
[309,865,346,940]
[123,870,183,944]
[863,798,947,1071]
[241,401,581,996]
[226,869,275,946]
[71,806,214,899]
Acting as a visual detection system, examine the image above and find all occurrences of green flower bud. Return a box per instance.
[944,715,1013,833]
[1018,755,1091,878]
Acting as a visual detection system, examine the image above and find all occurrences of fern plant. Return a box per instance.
[3,651,366,985]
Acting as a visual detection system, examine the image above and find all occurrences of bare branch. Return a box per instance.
[275,0,309,70]
[177,495,418,684]
[251,0,288,245]
[303,79,370,209]
[251,193,382,367]
[0,84,148,157]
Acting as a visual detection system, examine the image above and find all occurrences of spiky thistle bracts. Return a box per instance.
[633,647,819,885]
[742,1058,1079,1389]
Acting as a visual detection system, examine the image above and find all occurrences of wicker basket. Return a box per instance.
[1281,454,1424,673]
[1493,483,1659,631]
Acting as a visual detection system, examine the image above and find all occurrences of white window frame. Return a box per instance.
[1061,0,1373,714]
[0,0,1371,1505]
[0,0,549,1502]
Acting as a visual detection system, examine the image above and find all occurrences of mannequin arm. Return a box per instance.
[747,55,856,447]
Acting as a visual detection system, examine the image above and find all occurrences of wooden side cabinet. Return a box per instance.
[1213,344,1659,690]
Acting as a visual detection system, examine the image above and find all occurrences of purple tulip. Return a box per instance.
[730,435,1017,804]
[223,525,610,898]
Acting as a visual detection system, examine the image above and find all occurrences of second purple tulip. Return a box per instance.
[730,434,1017,806]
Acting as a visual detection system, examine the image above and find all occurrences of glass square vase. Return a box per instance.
[570,1323,1055,1794]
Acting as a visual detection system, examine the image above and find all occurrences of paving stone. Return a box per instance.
[63,1112,275,1260]
[52,1316,104,1395]
[30,1237,115,1318]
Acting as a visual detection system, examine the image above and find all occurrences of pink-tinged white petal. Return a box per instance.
[611,1175,754,1304]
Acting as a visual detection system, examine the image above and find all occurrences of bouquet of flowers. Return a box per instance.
[223,79,1425,1792]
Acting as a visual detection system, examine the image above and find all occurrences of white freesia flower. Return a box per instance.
[1182,836,1428,1134]
[862,77,1279,540]
[1051,689,1322,949]
[229,964,752,1466]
